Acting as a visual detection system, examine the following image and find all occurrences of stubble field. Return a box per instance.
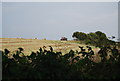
[1,38,101,62]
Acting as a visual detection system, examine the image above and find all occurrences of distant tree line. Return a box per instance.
[72,31,116,47]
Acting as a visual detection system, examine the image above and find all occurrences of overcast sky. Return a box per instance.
[0,2,2,38]
[2,2,118,40]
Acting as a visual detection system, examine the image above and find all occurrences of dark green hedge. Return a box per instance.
[2,45,120,81]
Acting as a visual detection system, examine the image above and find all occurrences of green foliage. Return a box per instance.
[72,32,87,40]
[72,31,116,47]
[2,45,120,80]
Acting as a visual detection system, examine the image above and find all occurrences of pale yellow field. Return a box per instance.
[0,38,101,62]
[1,38,100,53]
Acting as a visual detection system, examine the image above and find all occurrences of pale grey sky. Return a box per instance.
[2,2,118,40]
[0,2,2,38]
[2,0,119,2]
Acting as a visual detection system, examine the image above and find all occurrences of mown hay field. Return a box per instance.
[1,38,101,62]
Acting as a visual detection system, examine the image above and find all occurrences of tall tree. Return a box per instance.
[72,32,87,40]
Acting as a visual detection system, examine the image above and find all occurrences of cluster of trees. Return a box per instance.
[72,31,116,47]
[2,44,120,81]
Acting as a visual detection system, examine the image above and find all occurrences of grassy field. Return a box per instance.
[1,38,101,62]
[1,38,100,53]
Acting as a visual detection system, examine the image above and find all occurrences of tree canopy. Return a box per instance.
[72,31,115,47]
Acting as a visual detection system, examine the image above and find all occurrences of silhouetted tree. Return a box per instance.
[72,32,87,40]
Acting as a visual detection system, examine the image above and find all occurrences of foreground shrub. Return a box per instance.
[2,45,120,81]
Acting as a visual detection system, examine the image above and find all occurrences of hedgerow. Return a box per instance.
[2,45,120,81]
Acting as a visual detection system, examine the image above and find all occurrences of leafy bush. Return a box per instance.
[2,45,120,81]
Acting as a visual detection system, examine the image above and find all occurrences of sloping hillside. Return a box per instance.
[1,38,99,55]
